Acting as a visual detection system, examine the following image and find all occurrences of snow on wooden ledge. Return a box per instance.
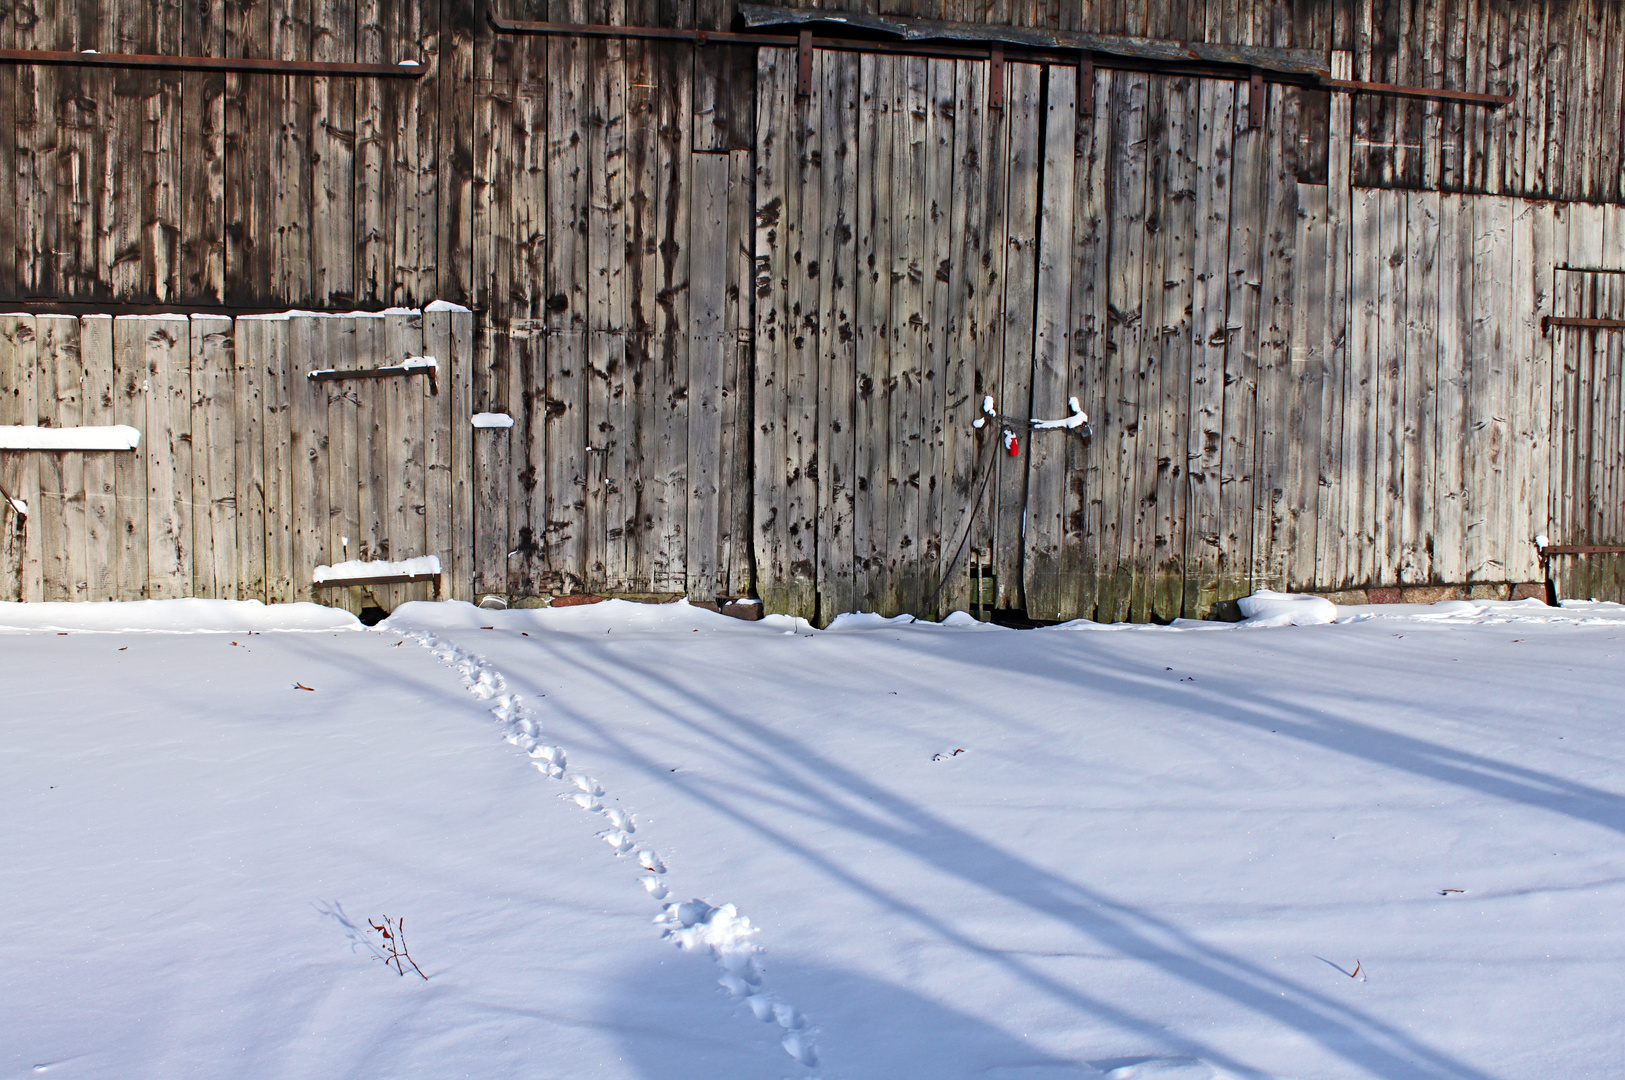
[312,555,442,585]
[471,412,513,429]
[0,425,141,450]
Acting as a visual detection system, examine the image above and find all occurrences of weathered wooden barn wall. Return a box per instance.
[4,1,1625,619]
[750,44,1621,624]
[0,308,473,607]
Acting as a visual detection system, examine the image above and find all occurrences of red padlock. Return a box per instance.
[1003,430,1019,456]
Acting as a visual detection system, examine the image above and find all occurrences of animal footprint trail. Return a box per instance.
[400,629,817,1068]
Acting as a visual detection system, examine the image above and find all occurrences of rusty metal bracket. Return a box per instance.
[1248,67,1265,129]
[0,47,427,77]
[312,572,442,588]
[797,29,813,96]
[989,44,1004,109]
[1542,315,1625,334]
[1318,76,1511,107]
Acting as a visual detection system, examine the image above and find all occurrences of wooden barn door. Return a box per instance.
[1551,267,1625,602]
[753,46,1043,622]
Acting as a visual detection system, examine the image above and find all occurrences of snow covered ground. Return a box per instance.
[5,597,1625,1080]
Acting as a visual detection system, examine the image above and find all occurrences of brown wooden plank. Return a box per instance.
[853,54,892,615]
[1316,55,1352,590]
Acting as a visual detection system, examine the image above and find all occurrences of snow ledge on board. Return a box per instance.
[312,555,442,584]
[0,599,361,632]
[0,424,141,450]
[471,412,514,428]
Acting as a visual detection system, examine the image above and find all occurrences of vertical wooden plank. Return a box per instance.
[191,314,237,598]
[1187,76,1242,617]
[421,305,456,600]
[993,61,1039,615]
[1525,200,1556,580]
[232,313,266,601]
[0,318,34,601]
[753,46,791,611]
[80,316,117,601]
[937,57,985,619]
[1137,72,1182,624]
[1467,196,1512,582]
[1404,189,1439,584]
[430,305,474,602]
[386,311,431,602]
[181,0,227,303]
[917,56,956,618]
[688,153,729,602]
[1022,57,1076,619]
[136,317,190,598]
[1253,84,1305,592]
[1433,192,1469,584]
[1098,70,1150,622]
[1214,71,1264,615]
[323,318,361,613]
[655,41,695,596]
[774,43,816,615]
[586,36,629,593]
[887,55,927,615]
[287,315,327,600]
[722,151,754,598]
[1064,61,1111,619]
[34,317,81,602]
[261,315,294,604]
[1317,57,1353,590]
[813,50,859,619]
[542,32,588,595]
[1375,189,1408,585]
[1504,197,1541,582]
[852,54,893,615]
[353,316,384,562]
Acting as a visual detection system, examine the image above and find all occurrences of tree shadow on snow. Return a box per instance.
[495,631,1510,1080]
[607,956,1102,1080]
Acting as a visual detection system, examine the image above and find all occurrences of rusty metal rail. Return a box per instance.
[0,47,428,77]
[491,10,1512,110]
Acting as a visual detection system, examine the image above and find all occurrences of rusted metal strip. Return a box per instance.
[311,572,442,588]
[1540,545,1625,556]
[989,44,1004,109]
[736,4,1329,77]
[489,11,1511,109]
[309,362,439,395]
[1249,67,1265,128]
[1542,315,1625,333]
[1318,77,1511,107]
[0,47,427,77]
[797,29,812,96]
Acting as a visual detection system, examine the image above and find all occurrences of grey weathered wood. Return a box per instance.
[34,317,82,602]
[814,49,859,620]
[688,152,729,600]
[287,315,328,600]
[753,46,793,613]
[233,312,267,601]
[1405,188,1440,584]
[191,314,237,599]
[853,52,892,615]
[1317,53,1353,589]
[82,316,118,601]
